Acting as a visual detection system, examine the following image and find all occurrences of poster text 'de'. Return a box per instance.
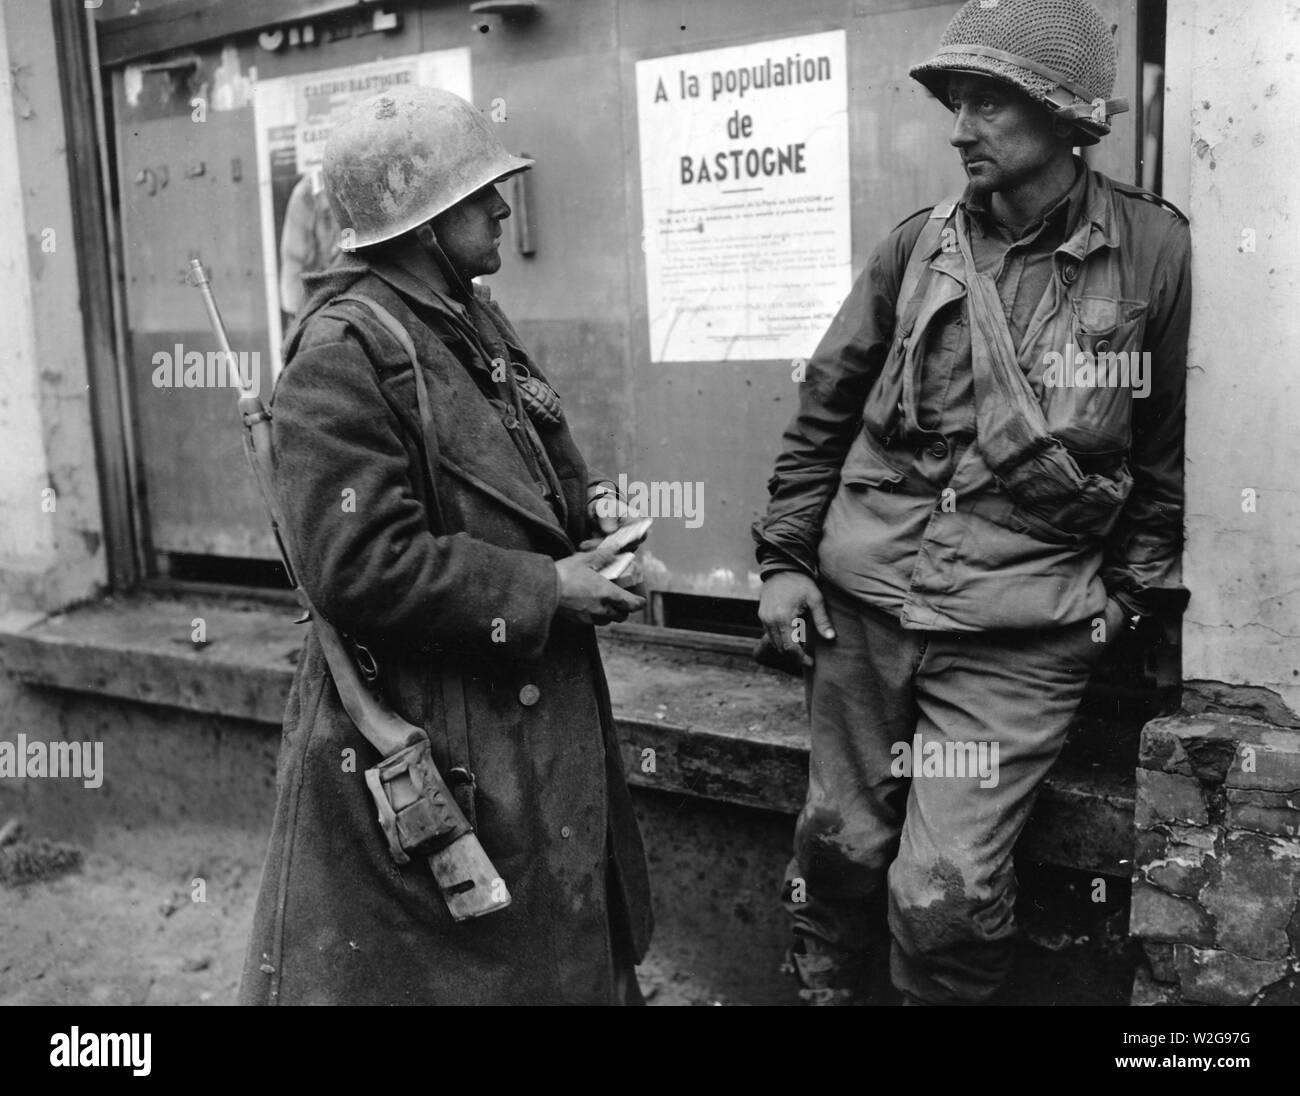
[636,31,851,363]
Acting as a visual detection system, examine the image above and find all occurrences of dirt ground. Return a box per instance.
[0,821,1135,1006]
[0,826,723,1007]
[1,828,253,1007]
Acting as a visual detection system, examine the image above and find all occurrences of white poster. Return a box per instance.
[253,49,472,372]
[636,31,851,363]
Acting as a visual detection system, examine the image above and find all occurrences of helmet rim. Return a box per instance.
[911,55,1113,144]
[322,86,534,251]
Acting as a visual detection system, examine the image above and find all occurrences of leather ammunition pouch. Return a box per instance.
[364,737,473,865]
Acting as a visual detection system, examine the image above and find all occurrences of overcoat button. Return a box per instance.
[1062,263,1078,284]
[519,684,540,706]
[560,826,571,839]
[1095,339,1111,352]
[928,440,949,459]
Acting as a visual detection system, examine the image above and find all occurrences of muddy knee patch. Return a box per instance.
[891,858,974,950]
[793,806,894,902]
[892,857,1014,951]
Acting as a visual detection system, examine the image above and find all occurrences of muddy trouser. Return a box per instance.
[783,581,1112,1004]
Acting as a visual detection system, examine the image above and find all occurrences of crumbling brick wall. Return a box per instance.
[1129,713,1300,1004]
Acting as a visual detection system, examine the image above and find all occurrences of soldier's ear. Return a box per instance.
[1052,116,1078,141]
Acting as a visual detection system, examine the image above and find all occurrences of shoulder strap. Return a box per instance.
[896,196,962,334]
[328,292,473,779]
[329,292,445,531]
[1108,178,1189,223]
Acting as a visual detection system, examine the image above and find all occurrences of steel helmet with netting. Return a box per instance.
[323,86,534,251]
[909,0,1129,145]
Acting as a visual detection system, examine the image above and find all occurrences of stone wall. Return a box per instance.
[1130,713,1300,1004]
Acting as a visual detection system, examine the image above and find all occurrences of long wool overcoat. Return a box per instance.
[238,249,653,1005]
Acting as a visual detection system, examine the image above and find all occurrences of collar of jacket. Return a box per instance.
[362,242,518,393]
[365,238,475,320]
[964,160,1080,245]
[917,157,1120,272]
[303,251,578,553]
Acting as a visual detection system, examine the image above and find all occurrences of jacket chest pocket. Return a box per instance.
[1040,295,1149,456]
[839,425,907,492]
[861,338,908,440]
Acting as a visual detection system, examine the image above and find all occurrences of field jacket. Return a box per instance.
[754,164,1191,630]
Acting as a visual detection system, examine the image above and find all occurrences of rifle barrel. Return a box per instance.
[188,259,253,397]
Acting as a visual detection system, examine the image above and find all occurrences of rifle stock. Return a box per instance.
[189,259,510,921]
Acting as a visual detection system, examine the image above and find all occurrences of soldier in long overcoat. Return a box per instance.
[239,87,653,1005]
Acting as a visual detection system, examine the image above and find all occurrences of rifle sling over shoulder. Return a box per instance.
[326,292,474,818]
[330,293,445,529]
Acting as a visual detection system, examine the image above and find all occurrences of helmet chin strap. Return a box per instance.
[415,222,476,301]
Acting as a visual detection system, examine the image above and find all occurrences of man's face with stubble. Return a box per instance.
[946,73,1073,196]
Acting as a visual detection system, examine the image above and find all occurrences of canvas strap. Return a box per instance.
[329,293,474,794]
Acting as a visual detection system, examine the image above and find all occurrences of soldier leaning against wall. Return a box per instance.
[755,0,1191,1005]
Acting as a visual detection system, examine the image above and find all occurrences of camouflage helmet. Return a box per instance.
[909,0,1129,145]
[323,86,533,250]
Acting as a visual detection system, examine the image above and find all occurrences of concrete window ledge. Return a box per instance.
[0,593,1136,875]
